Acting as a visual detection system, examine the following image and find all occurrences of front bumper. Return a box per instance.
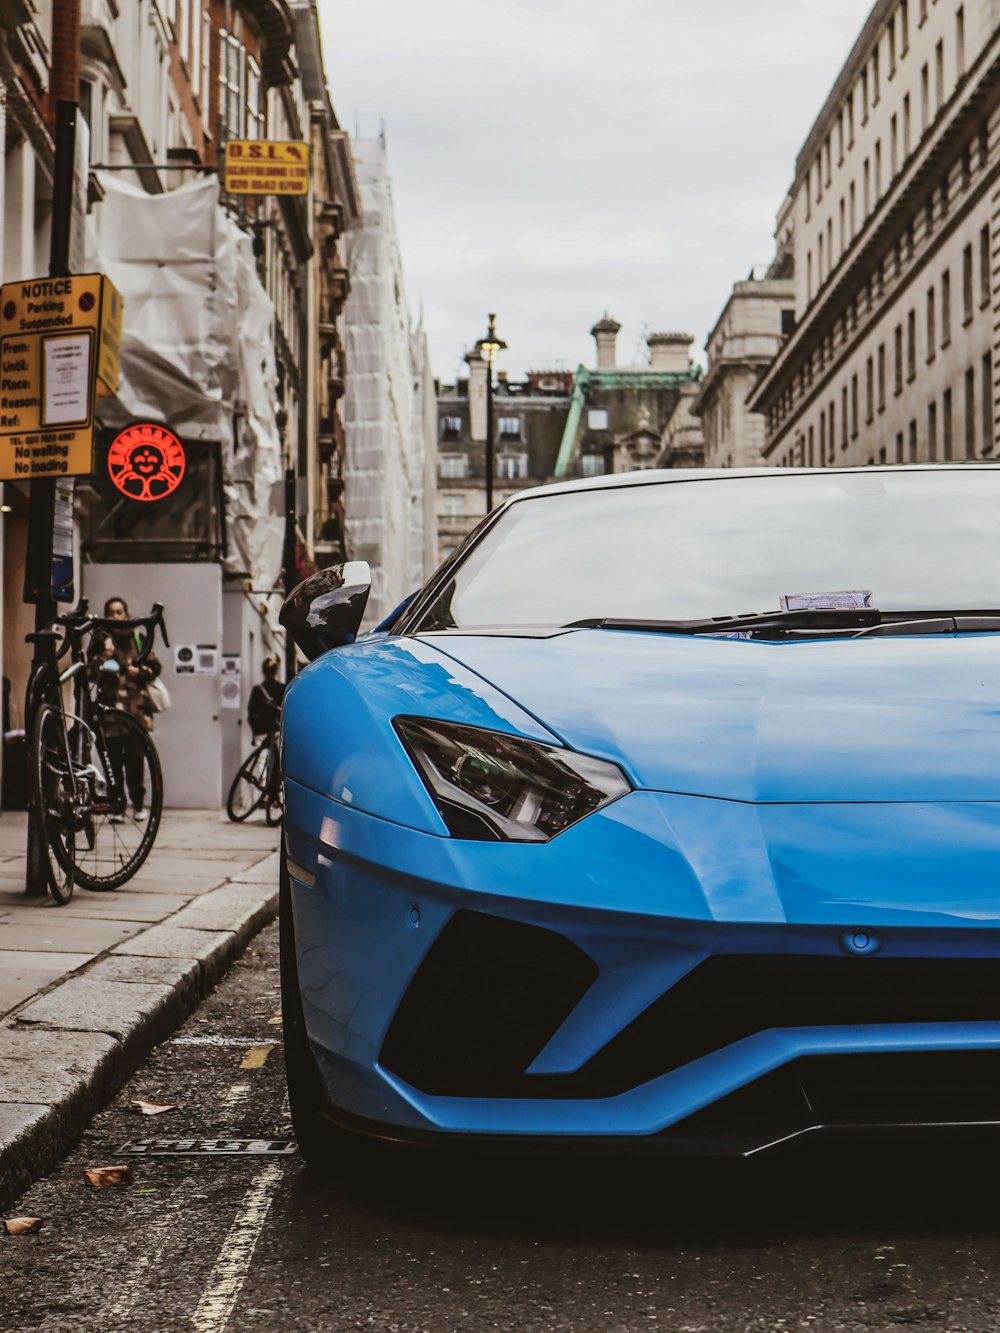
[283,778,1000,1153]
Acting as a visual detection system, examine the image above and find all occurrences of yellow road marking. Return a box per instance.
[189,1162,284,1333]
[239,1043,275,1070]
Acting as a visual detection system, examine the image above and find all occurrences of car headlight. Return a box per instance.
[393,716,630,842]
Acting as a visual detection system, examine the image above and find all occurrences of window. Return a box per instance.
[962,147,971,190]
[849,182,857,239]
[909,419,918,462]
[587,408,609,431]
[824,135,832,186]
[966,367,976,457]
[820,412,827,466]
[925,196,934,239]
[864,158,871,215]
[827,218,833,268]
[581,453,605,477]
[921,63,929,132]
[219,27,247,141]
[837,110,845,163]
[498,416,521,439]
[872,46,880,103]
[861,68,869,123]
[907,309,917,381]
[943,388,953,461]
[890,115,899,175]
[918,0,927,26]
[984,352,994,455]
[839,198,846,251]
[807,251,813,300]
[928,400,938,461]
[888,19,896,75]
[926,287,936,360]
[895,431,904,463]
[866,357,875,423]
[440,415,463,439]
[956,6,965,77]
[851,374,859,438]
[438,453,466,479]
[903,94,912,157]
[935,41,944,114]
[442,493,465,521]
[847,92,855,147]
[980,124,990,171]
[497,452,527,480]
[829,402,836,459]
[941,269,951,347]
[877,344,886,412]
[894,324,904,394]
[246,56,263,138]
[842,386,849,447]
[963,244,974,325]
[981,225,992,307]
[940,172,949,218]
[818,233,824,284]
[808,425,815,467]
[901,1,910,55]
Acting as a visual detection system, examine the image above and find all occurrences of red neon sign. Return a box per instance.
[107,423,185,502]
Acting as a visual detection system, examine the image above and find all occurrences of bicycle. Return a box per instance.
[226,730,282,825]
[28,601,170,902]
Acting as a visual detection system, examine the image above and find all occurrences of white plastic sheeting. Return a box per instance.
[86,173,284,590]
[344,139,432,626]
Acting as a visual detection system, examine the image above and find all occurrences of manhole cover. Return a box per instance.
[121,1138,297,1155]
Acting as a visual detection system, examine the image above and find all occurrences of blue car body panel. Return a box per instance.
[281,627,1000,1148]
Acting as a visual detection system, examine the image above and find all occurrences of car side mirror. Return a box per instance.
[279,561,372,660]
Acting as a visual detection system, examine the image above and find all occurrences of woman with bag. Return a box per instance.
[90,596,164,821]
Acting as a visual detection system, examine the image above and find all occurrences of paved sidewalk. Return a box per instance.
[0,810,280,1206]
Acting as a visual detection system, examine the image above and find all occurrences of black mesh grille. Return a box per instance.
[380,910,598,1097]
[565,955,1000,1098]
[384,928,1000,1101]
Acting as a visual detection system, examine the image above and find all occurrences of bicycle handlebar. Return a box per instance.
[54,602,170,666]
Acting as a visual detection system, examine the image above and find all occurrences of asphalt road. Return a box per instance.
[4,923,1000,1333]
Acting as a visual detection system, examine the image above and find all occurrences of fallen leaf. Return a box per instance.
[4,1217,43,1235]
[82,1165,133,1188]
[132,1099,179,1117]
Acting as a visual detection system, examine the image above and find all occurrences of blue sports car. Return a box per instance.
[279,466,1000,1161]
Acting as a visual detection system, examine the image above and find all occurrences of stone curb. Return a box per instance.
[0,879,278,1209]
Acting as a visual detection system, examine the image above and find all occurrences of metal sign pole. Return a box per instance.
[23,100,78,896]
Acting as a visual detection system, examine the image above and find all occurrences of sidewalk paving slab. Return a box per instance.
[0,809,280,1209]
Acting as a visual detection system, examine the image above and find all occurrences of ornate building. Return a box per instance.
[747,0,1000,469]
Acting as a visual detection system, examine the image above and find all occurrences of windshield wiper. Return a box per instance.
[567,611,1000,637]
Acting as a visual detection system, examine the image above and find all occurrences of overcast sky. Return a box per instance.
[319,0,876,381]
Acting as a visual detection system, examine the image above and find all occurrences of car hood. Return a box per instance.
[428,628,1000,803]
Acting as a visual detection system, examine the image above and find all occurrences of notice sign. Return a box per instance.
[44,333,92,425]
[0,272,123,479]
[224,140,310,196]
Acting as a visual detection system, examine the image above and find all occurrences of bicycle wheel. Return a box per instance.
[227,741,269,822]
[74,711,163,891]
[30,703,76,905]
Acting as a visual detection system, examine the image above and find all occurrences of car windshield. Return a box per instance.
[416,470,1000,630]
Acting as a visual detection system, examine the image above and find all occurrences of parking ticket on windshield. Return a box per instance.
[780,591,874,611]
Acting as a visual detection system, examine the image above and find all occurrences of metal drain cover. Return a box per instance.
[121,1138,297,1155]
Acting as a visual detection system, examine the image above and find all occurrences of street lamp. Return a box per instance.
[476,313,507,513]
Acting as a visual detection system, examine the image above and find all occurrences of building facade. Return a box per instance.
[694,275,795,468]
[435,363,573,559]
[553,320,702,478]
[748,0,1000,470]
[343,136,435,625]
[0,0,359,806]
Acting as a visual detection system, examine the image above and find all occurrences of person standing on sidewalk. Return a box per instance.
[247,657,285,738]
[90,595,163,820]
